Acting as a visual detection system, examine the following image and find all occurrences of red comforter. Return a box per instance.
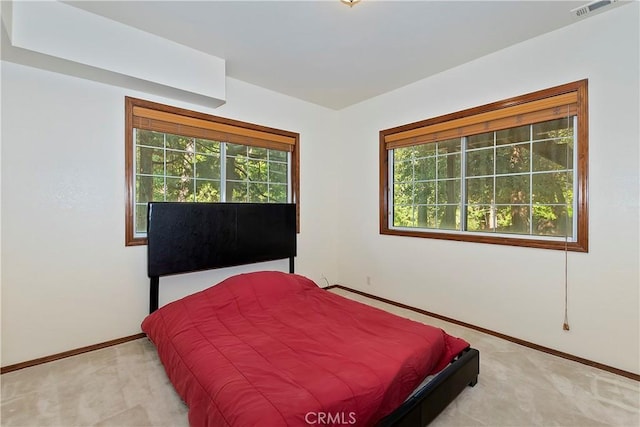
[141,271,469,426]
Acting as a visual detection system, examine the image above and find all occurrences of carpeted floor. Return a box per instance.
[1,288,638,426]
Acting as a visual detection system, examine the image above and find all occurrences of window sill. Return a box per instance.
[380,227,588,252]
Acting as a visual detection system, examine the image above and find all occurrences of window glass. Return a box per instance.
[134,130,289,228]
[125,97,299,245]
[382,80,587,251]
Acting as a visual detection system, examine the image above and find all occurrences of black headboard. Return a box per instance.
[147,202,297,313]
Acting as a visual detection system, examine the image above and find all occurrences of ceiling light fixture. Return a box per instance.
[341,0,361,7]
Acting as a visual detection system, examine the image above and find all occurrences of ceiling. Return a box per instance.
[64,0,623,110]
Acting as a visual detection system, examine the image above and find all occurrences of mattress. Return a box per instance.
[142,271,469,426]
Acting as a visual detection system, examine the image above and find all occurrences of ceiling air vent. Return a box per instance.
[571,0,618,17]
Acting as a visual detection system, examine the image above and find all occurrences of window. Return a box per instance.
[380,80,588,251]
[125,97,299,246]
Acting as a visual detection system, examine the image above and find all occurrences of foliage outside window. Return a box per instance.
[125,97,299,246]
[380,80,588,251]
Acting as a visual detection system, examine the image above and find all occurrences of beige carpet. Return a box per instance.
[1,288,638,426]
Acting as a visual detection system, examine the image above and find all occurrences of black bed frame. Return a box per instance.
[146,202,479,427]
[147,202,297,313]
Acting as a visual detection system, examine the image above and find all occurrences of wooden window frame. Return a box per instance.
[379,80,588,252]
[125,97,300,246]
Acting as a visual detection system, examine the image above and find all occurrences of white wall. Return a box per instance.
[0,63,340,366]
[2,2,638,376]
[4,0,226,107]
[335,4,640,374]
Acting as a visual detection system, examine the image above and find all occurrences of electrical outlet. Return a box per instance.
[366,276,371,286]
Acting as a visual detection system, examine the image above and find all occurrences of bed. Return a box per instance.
[141,202,479,426]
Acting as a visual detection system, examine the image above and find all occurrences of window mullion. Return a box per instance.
[529,125,534,235]
[192,138,197,201]
[287,151,293,203]
[220,142,227,202]
[492,133,496,232]
[434,144,438,226]
[267,153,271,202]
[411,149,416,226]
[163,133,167,201]
[460,137,468,232]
